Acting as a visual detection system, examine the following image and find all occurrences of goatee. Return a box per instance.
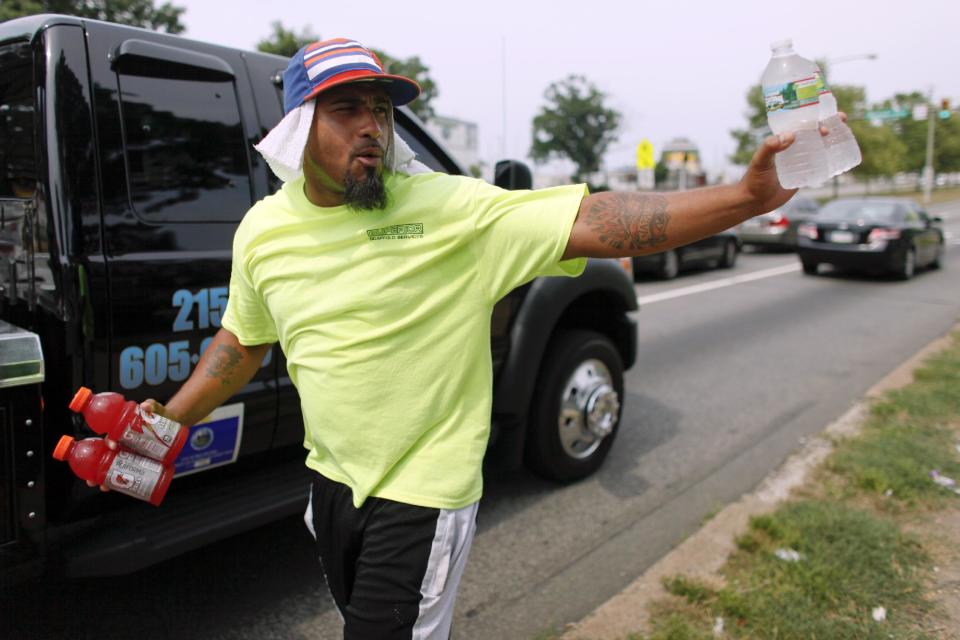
[344,167,387,211]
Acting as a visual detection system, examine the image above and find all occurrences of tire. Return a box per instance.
[931,242,944,269]
[896,246,916,280]
[658,250,679,280]
[801,259,819,275]
[718,239,738,269]
[525,330,624,482]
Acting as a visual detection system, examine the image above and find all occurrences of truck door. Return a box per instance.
[85,25,278,470]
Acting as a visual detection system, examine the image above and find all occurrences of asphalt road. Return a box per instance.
[8,200,960,640]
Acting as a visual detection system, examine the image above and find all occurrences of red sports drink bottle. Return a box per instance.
[69,387,187,465]
[52,436,173,506]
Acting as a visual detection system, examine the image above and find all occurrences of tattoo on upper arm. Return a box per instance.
[584,193,670,250]
[205,344,243,387]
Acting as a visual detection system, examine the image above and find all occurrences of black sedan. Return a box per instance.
[632,229,740,280]
[796,197,945,279]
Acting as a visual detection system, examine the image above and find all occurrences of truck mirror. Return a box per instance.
[494,160,532,191]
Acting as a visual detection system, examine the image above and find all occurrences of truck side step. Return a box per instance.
[61,459,313,577]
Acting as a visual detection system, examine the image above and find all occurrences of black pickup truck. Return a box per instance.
[0,14,638,583]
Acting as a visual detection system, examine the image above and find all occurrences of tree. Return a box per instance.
[849,121,906,179]
[255,22,318,58]
[867,91,960,175]
[728,84,767,166]
[530,75,621,184]
[371,49,437,123]
[1,0,185,33]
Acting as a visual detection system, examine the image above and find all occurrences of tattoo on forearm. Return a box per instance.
[205,344,243,387]
[584,193,670,250]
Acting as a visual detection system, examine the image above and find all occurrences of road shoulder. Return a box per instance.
[563,326,959,639]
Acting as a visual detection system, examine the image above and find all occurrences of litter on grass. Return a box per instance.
[773,548,803,562]
[712,616,724,636]
[872,606,887,622]
[929,470,960,494]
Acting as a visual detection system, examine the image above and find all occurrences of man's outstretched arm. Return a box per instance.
[562,133,797,260]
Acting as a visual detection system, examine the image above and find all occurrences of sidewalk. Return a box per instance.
[562,325,960,639]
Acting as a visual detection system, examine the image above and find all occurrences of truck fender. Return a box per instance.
[492,258,638,422]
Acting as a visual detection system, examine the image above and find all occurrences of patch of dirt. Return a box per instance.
[906,505,960,639]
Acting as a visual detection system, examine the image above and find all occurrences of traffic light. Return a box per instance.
[940,98,952,120]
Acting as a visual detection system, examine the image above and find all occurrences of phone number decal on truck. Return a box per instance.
[118,287,272,389]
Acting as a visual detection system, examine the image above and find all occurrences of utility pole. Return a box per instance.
[923,87,936,204]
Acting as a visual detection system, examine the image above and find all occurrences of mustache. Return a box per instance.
[350,141,385,158]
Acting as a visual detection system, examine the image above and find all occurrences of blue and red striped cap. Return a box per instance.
[282,38,421,115]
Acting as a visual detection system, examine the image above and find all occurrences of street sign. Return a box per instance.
[636,139,655,171]
[912,105,928,121]
[865,108,910,121]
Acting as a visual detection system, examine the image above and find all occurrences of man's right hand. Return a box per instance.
[86,397,166,491]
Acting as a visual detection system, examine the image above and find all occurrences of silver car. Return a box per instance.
[738,196,820,250]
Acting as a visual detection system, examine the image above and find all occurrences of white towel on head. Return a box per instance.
[253,101,431,183]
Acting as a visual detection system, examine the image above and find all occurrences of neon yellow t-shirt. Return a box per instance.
[221,172,587,509]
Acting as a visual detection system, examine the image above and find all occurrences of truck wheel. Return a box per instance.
[658,250,679,279]
[525,330,624,482]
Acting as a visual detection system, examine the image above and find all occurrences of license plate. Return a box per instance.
[829,230,856,243]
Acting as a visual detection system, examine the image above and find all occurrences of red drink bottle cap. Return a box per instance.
[52,435,75,460]
[69,387,93,412]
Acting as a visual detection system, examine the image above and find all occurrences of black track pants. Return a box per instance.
[304,471,478,639]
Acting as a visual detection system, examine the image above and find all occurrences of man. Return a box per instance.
[95,38,817,638]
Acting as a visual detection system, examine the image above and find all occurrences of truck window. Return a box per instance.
[395,121,449,173]
[0,42,36,199]
[117,61,251,222]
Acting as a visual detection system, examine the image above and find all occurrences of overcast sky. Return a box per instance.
[177,0,956,179]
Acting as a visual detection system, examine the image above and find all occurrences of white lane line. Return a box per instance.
[636,263,801,306]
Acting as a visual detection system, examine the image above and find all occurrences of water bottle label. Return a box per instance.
[120,407,181,460]
[814,70,830,95]
[105,450,163,501]
[764,76,821,113]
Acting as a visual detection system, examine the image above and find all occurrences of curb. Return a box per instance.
[562,326,959,640]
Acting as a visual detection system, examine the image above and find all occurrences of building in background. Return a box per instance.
[425,115,480,174]
[658,137,706,191]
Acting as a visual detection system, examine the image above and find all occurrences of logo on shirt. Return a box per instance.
[366,223,424,241]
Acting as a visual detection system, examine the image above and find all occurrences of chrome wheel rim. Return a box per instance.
[557,358,620,459]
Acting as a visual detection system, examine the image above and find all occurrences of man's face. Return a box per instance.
[303,83,393,210]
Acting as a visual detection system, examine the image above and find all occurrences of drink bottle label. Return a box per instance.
[105,450,163,501]
[764,76,821,113]
[120,407,181,460]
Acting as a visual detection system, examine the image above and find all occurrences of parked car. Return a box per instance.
[738,195,820,250]
[796,197,945,279]
[632,230,740,280]
[0,14,639,582]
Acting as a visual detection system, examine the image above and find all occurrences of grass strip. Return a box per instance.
[634,331,960,639]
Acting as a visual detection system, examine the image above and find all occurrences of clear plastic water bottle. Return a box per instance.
[817,84,862,176]
[761,39,830,188]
